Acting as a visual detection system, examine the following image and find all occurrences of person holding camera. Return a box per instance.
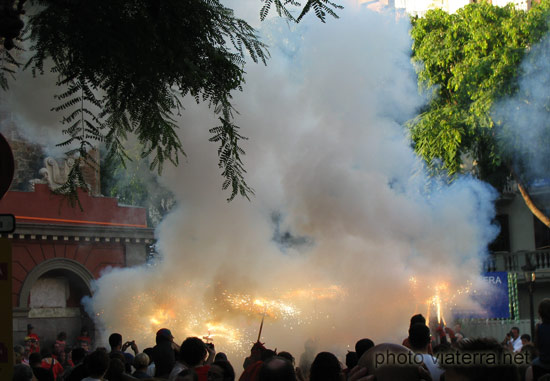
[504,327,523,353]
[108,333,139,373]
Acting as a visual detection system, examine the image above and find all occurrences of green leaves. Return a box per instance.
[209,105,253,201]
[409,1,550,187]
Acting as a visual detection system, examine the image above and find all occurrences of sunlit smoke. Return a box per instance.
[78,0,498,365]
[493,32,550,184]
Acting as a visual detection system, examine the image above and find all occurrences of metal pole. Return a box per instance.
[257,308,266,343]
[529,280,535,339]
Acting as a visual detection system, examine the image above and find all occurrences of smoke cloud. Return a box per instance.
[493,33,550,184]
[88,2,497,364]
[1,50,69,157]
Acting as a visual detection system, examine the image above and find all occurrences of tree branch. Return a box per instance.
[510,167,550,228]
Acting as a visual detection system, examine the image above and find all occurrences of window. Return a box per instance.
[534,215,550,250]
[489,214,510,252]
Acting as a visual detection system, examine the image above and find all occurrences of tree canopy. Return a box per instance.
[0,0,342,203]
[409,1,550,226]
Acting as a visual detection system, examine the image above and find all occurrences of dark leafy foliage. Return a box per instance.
[2,0,343,203]
[260,0,343,22]
[0,46,19,90]
[23,0,269,200]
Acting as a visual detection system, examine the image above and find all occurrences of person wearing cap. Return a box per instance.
[24,324,40,354]
[152,328,179,378]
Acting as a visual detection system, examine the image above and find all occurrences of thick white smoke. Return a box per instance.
[88,2,497,364]
[1,51,68,157]
[493,33,550,183]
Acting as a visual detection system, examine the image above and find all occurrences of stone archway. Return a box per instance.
[19,258,94,309]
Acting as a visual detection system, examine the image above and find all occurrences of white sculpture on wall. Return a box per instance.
[30,156,77,191]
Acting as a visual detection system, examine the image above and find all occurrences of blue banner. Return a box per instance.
[454,271,510,319]
[479,272,510,318]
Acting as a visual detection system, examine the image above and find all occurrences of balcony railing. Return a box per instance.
[484,250,550,278]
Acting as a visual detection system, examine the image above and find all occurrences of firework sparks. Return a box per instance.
[104,283,344,359]
[409,279,474,326]
[205,323,242,345]
[430,283,448,325]
[281,285,347,300]
[223,293,300,319]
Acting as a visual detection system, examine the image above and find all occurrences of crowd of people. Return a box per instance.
[11,298,550,381]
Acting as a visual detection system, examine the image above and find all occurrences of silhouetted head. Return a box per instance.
[355,338,375,360]
[259,356,296,381]
[310,352,341,381]
[156,328,174,344]
[180,337,207,367]
[108,333,122,350]
[408,324,431,351]
[410,314,426,327]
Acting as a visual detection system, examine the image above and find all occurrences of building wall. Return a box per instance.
[11,239,125,308]
[498,196,537,252]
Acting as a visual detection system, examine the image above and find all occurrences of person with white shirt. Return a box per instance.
[408,323,444,381]
[505,327,523,353]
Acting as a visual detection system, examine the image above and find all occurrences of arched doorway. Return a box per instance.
[17,259,95,350]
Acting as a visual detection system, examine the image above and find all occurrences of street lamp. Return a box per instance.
[522,257,537,339]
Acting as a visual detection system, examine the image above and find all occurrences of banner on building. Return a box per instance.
[479,271,511,319]
[454,271,511,319]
